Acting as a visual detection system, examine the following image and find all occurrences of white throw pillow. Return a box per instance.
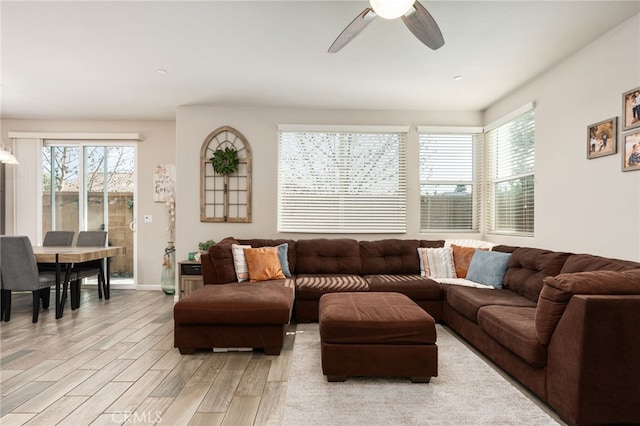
[231,244,251,282]
[417,247,456,279]
[444,239,495,250]
[433,277,495,289]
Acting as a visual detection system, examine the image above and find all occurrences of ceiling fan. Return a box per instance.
[328,0,444,53]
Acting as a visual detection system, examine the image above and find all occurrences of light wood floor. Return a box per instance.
[0,289,295,426]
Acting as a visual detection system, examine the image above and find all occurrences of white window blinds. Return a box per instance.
[485,107,535,235]
[278,127,407,233]
[418,129,483,232]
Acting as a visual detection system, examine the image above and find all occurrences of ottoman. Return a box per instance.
[319,292,438,382]
[174,281,294,355]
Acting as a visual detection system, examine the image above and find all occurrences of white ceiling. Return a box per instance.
[1,0,639,120]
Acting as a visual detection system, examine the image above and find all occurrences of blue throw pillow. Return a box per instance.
[465,250,511,288]
[277,243,292,277]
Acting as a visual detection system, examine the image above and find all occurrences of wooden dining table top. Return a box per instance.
[32,245,126,263]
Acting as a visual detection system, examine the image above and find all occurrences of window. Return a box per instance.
[418,128,483,232]
[485,104,535,235]
[278,126,408,233]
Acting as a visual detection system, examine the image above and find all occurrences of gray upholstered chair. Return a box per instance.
[70,231,108,309]
[39,230,75,268]
[38,230,76,305]
[43,231,75,247]
[0,236,57,322]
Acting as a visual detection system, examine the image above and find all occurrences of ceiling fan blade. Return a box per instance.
[328,8,377,53]
[401,1,444,50]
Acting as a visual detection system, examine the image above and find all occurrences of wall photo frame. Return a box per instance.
[622,131,640,172]
[622,87,640,131]
[153,163,176,202]
[587,117,617,159]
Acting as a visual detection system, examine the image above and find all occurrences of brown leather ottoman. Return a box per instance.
[319,292,438,382]
[174,281,294,355]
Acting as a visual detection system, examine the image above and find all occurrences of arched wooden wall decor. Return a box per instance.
[200,126,252,222]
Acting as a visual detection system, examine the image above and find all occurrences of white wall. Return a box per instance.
[176,14,640,263]
[3,12,638,287]
[0,119,176,285]
[175,107,482,260]
[484,14,640,261]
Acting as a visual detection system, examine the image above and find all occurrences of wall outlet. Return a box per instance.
[144,214,153,223]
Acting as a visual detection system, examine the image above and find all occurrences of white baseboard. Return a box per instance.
[111,283,139,290]
[132,284,162,291]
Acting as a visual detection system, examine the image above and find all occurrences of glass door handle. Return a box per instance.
[129,219,136,232]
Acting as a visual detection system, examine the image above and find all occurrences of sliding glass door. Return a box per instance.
[42,142,135,284]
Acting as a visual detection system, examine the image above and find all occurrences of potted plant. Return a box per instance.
[198,240,216,252]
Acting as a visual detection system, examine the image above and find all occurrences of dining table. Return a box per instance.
[32,245,126,319]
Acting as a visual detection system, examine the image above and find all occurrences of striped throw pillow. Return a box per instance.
[418,247,456,279]
[231,244,251,282]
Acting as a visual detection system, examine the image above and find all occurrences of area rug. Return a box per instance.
[282,323,560,425]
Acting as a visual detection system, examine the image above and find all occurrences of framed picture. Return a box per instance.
[622,87,640,131]
[622,131,640,172]
[153,163,175,202]
[587,117,617,159]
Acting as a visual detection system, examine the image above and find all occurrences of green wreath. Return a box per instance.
[210,147,239,175]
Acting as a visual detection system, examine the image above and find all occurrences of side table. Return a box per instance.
[178,260,203,299]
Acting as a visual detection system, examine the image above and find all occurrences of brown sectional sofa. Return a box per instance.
[195,236,640,425]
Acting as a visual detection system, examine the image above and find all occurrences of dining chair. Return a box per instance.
[70,231,108,309]
[38,230,76,305]
[43,231,75,247]
[0,236,57,322]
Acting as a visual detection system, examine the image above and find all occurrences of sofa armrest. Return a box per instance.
[546,294,640,425]
[536,269,640,344]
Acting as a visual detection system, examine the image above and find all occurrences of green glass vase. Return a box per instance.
[161,241,176,295]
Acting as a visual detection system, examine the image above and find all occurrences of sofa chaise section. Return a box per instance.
[173,280,294,355]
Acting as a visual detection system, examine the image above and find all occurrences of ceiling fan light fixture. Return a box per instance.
[369,0,415,19]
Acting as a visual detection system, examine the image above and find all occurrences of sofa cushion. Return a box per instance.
[503,248,572,302]
[418,247,456,278]
[243,247,286,282]
[420,240,445,248]
[360,239,421,275]
[295,239,362,275]
[276,243,292,277]
[477,305,547,368]
[446,285,537,323]
[465,250,511,288]
[559,254,640,274]
[173,281,294,325]
[535,269,640,345]
[365,274,443,300]
[231,244,252,282]
[451,245,488,278]
[319,292,436,345]
[239,239,297,274]
[492,245,518,253]
[445,239,495,250]
[205,237,240,284]
[295,274,369,300]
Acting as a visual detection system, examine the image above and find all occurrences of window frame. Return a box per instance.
[277,125,409,234]
[417,126,483,233]
[484,103,536,236]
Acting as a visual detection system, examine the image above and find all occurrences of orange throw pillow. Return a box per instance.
[243,247,286,282]
[451,244,488,278]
